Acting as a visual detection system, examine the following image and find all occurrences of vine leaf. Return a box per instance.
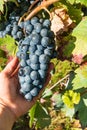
[77,93,87,127]
[0,0,4,13]
[67,0,75,4]
[76,0,87,6]
[72,64,87,90]
[72,17,87,63]
[67,0,87,6]
[29,101,51,129]
[0,35,17,56]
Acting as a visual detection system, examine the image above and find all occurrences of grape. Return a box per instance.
[18,68,24,76]
[25,24,33,33]
[19,76,25,83]
[6,24,12,32]
[21,45,28,52]
[29,45,36,54]
[32,33,40,44]
[24,20,30,27]
[30,63,39,70]
[30,87,39,96]
[25,75,32,83]
[37,45,44,51]
[34,23,42,33]
[26,59,31,65]
[17,31,23,39]
[40,28,48,37]
[22,37,30,45]
[30,71,39,80]
[30,55,39,64]
[24,92,33,101]
[21,82,33,92]
[43,19,51,28]
[40,63,48,70]
[41,37,50,47]
[24,66,32,75]
[39,54,50,64]
[33,80,40,86]
[31,17,39,25]
[35,49,43,55]
[13,25,19,32]
[44,48,53,56]
[38,69,46,79]
[20,59,27,67]
[20,52,27,59]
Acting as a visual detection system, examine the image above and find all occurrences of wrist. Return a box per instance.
[0,102,16,130]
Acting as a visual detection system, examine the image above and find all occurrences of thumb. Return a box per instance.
[3,57,19,77]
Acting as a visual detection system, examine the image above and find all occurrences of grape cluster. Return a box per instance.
[0,0,30,39]
[17,17,55,101]
[0,1,55,101]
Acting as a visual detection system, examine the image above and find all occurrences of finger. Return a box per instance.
[11,64,20,77]
[3,57,19,77]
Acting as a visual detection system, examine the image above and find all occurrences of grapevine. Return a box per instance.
[1,0,87,129]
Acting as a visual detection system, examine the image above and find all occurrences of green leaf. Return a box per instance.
[0,49,7,71]
[0,35,17,56]
[83,98,87,106]
[67,0,75,4]
[72,65,87,90]
[0,0,4,13]
[77,94,87,127]
[76,0,87,7]
[29,102,51,129]
[72,17,87,58]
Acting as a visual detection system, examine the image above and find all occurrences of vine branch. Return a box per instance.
[24,0,59,21]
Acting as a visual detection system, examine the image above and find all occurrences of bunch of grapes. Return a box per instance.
[0,1,55,101]
[17,16,55,101]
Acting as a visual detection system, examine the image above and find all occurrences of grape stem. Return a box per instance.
[24,0,59,21]
[28,0,40,12]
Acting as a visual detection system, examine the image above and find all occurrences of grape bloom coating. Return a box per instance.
[17,16,55,101]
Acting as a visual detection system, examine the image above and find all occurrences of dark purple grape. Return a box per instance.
[30,71,39,80]
[41,37,51,47]
[24,92,33,101]
[30,55,39,64]
[30,87,39,96]
[39,54,50,64]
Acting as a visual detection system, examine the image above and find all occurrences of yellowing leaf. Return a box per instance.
[62,90,80,108]
[0,35,17,56]
[72,17,87,58]
[72,64,87,90]
[0,0,4,13]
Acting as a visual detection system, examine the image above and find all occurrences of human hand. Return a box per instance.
[0,57,52,119]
